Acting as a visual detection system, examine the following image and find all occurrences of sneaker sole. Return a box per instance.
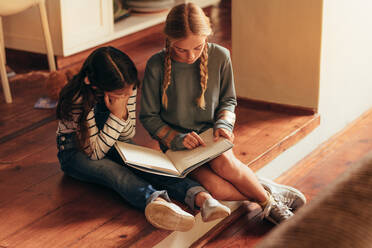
[145,202,195,232]
[261,178,307,205]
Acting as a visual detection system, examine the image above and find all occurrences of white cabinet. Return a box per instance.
[60,0,111,55]
[3,0,219,57]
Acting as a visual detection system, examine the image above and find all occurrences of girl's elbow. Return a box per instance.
[128,130,136,139]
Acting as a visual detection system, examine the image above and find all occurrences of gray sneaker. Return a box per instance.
[258,177,306,211]
[262,193,294,225]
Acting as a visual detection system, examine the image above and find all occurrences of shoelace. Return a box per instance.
[269,200,293,219]
[272,193,294,208]
[262,195,293,221]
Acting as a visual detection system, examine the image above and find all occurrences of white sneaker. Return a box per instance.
[259,177,306,211]
[262,193,294,225]
[145,200,195,232]
[201,198,231,222]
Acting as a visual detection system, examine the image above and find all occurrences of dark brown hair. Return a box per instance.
[56,46,139,149]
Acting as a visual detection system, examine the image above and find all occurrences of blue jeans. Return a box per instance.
[57,132,206,211]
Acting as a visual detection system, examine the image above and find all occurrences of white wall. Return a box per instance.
[232,0,322,110]
[318,0,372,133]
[256,0,372,179]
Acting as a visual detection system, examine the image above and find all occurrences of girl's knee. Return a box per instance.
[210,154,238,178]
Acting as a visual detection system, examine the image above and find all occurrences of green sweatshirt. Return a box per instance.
[140,43,237,150]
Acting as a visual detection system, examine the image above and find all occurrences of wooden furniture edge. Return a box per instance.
[248,114,320,172]
[237,97,317,116]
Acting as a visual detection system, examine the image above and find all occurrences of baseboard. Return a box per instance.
[237,97,317,116]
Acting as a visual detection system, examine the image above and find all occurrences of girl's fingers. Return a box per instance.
[187,133,199,147]
[221,129,234,142]
[105,94,126,119]
[185,144,193,150]
[214,129,220,141]
[183,137,190,148]
[220,130,229,138]
[183,139,194,149]
[188,139,197,148]
[214,128,234,142]
[191,132,206,146]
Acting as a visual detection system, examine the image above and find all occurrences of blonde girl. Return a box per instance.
[140,3,306,225]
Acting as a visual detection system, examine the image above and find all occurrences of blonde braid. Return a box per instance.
[197,43,208,109]
[162,39,172,109]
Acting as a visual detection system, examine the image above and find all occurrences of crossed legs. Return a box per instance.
[190,149,268,203]
[190,149,306,225]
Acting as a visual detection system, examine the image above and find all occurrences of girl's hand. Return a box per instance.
[214,128,234,142]
[104,85,134,120]
[104,94,130,120]
[183,131,206,150]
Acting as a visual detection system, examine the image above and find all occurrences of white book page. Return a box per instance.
[115,142,179,175]
[166,129,233,173]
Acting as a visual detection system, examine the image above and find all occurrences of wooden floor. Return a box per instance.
[200,109,372,248]
[2,0,367,247]
[0,91,319,247]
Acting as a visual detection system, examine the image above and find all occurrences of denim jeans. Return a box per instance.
[57,132,206,211]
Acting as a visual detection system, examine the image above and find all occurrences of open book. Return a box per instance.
[115,128,233,178]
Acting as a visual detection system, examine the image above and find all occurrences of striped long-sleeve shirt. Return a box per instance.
[57,89,137,160]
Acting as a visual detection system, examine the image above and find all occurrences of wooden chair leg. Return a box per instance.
[38,0,56,72]
[0,17,12,103]
[0,17,5,65]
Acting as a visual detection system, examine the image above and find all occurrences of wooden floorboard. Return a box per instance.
[0,121,57,162]
[0,121,60,206]
[1,185,144,248]
[201,108,372,248]
[0,72,54,143]
[233,108,320,171]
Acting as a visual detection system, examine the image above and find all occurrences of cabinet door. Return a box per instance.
[60,0,112,56]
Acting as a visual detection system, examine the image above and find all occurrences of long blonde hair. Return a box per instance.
[162,3,212,109]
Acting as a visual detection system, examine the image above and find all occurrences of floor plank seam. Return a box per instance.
[0,143,58,167]
[0,171,61,208]
[0,114,56,145]
[0,190,91,243]
[247,115,319,168]
[118,225,159,248]
[66,212,125,248]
